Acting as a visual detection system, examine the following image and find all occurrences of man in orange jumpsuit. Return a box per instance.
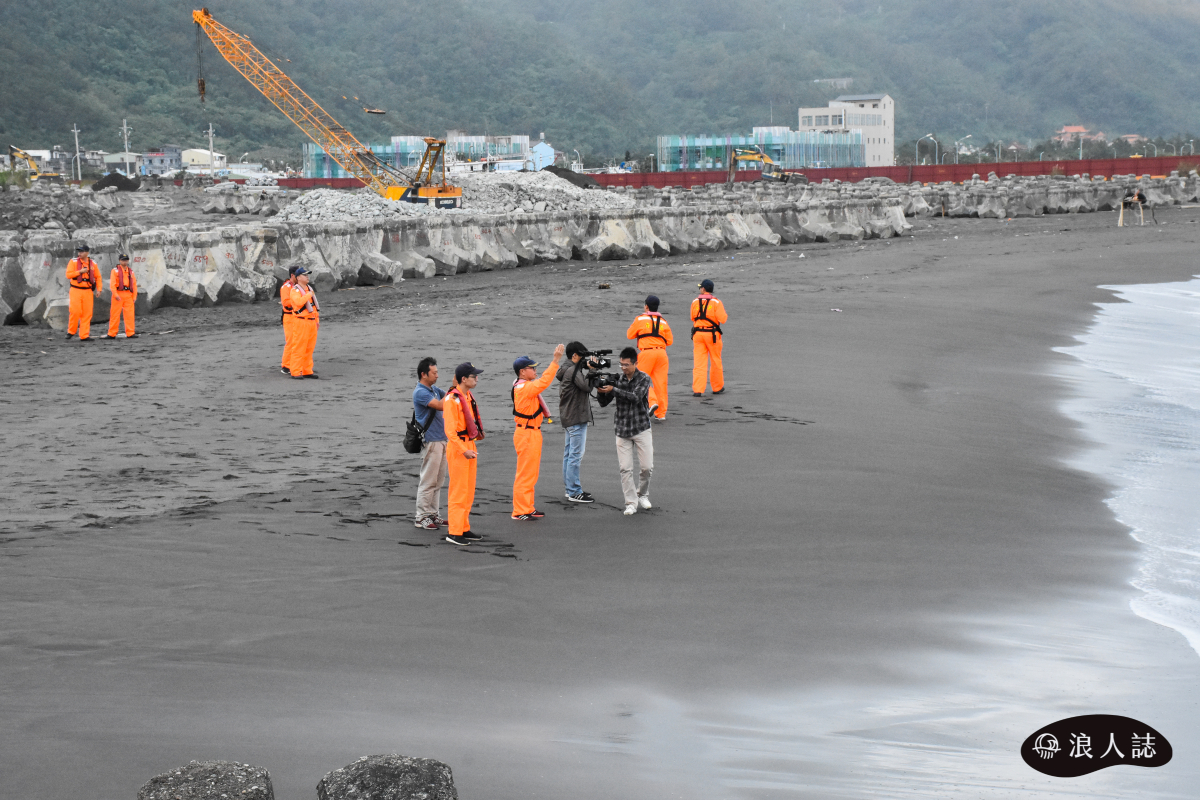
[279,266,299,374]
[690,279,728,395]
[103,254,139,339]
[287,267,320,379]
[443,363,486,546]
[65,243,101,341]
[626,294,672,420]
[510,345,566,521]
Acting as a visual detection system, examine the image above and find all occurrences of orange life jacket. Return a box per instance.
[114,265,134,293]
[69,258,97,290]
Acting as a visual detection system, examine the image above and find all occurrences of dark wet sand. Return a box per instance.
[3,209,1200,799]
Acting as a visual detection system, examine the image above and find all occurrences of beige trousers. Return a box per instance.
[415,440,449,522]
[616,429,654,506]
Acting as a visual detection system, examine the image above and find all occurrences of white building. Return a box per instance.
[798,93,894,166]
[182,148,228,170]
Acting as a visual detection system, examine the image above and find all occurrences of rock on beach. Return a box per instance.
[316,754,457,800]
[137,761,274,800]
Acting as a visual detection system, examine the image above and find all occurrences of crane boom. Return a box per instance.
[192,8,460,207]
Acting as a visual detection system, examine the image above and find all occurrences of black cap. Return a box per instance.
[76,243,90,252]
[699,279,714,292]
[512,356,538,374]
[293,266,309,275]
[455,362,484,381]
[118,253,130,261]
[645,294,660,311]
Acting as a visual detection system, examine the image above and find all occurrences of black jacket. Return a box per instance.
[556,360,594,428]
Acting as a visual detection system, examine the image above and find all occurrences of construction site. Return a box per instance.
[2,6,1199,329]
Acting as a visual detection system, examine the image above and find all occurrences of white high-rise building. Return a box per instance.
[798,93,895,166]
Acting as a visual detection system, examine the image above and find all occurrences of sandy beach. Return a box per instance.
[2,207,1199,799]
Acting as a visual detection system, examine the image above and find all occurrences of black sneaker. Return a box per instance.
[692,392,702,397]
[511,513,534,521]
[64,333,74,339]
[713,388,725,395]
[445,534,471,546]
[530,509,546,518]
[280,367,290,375]
[101,334,116,340]
[127,333,140,338]
[304,374,320,379]
[461,530,483,541]
[566,492,595,503]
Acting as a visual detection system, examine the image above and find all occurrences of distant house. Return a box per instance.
[1052,126,1106,144]
[182,148,228,170]
[142,145,183,175]
[798,93,894,166]
[1117,134,1147,145]
[103,152,144,175]
[528,141,556,171]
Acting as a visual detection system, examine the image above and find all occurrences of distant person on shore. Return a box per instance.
[557,341,600,504]
[103,254,139,339]
[690,279,727,396]
[443,362,485,545]
[1123,186,1157,225]
[626,295,672,420]
[287,267,320,379]
[65,243,101,341]
[596,347,654,515]
[413,357,449,531]
[279,266,299,374]
[510,345,565,521]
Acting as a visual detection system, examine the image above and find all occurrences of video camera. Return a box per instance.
[582,349,620,389]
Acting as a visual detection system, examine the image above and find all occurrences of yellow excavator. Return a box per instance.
[7,145,64,183]
[193,8,460,207]
[733,147,807,185]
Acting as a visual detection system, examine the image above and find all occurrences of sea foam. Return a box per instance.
[1057,276,1200,658]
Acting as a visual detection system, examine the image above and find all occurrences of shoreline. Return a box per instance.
[2,208,1199,798]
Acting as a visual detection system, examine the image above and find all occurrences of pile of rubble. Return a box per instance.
[0,183,118,231]
[275,170,634,223]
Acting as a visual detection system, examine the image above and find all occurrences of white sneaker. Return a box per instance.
[623,504,637,516]
[638,495,652,510]
[649,402,659,416]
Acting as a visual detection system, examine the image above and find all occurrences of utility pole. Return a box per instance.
[120,119,133,177]
[207,123,215,177]
[71,124,82,182]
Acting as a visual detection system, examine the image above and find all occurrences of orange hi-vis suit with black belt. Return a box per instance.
[627,312,673,419]
[511,363,557,516]
[279,279,297,371]
[690,293,728,393]
[443,387,483,537]
[288,283,319,377]
[66,256,102,339]
[107,263,138,337]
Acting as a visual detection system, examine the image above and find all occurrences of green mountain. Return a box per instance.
[2,0,1197,165]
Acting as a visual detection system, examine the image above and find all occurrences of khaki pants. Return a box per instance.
[616,429,653,506]
[415,440,448,522]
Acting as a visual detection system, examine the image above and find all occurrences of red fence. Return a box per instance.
[591,155,1196,189]
[178,155,1193,192]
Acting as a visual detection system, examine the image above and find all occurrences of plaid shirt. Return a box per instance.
[611,369,653,439]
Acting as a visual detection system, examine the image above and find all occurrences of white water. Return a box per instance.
[1057,276,1200,658]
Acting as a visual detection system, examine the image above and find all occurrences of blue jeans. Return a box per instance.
[563,423,588,495]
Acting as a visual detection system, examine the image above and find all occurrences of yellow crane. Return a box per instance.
[7,145,63,183]
[192,8,460,207]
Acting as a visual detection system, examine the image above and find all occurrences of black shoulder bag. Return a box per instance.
[403,407,435,454]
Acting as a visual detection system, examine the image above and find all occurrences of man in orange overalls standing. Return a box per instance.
[443,363,485,546]
[102,254,139,339]
[510,345,566,521]
[65,243,101,341]
[690,279,728,396]
[287,267,320,379]
[626,295,672,420]
[279,266,299,374]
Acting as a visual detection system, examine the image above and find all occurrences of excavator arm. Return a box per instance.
[192,8,460,206]
[7,145,62,182]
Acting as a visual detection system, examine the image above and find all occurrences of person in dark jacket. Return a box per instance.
[556,341,598,503]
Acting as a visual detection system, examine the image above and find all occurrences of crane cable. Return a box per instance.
[196,21,206,102]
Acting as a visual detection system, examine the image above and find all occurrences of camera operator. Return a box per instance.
[557,341,607,503]
[596,347,654,516]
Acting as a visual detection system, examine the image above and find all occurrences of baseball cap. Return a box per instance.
[293,266,309,275]
[455,362,484,381]
[698,279,714,291]
[645,294,660,311]
[512,356,538,374]
[118,253,130,261]
[76,243,90,252]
